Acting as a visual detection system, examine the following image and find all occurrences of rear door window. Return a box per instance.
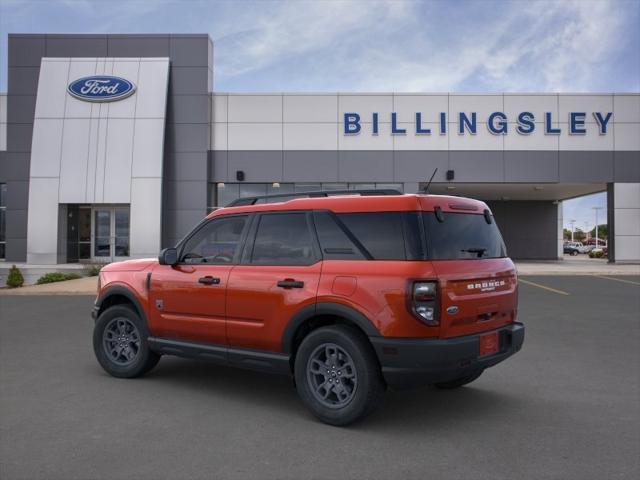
[250,213,317,265]
[423,212,507,260]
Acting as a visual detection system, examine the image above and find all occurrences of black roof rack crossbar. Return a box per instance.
[226,189,402,207]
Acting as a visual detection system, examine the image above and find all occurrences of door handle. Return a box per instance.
[198,276,221,285]
[277,279,304,289]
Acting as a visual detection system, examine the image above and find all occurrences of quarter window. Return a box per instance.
[313,211,365,260]
[251,213,315,265]
[181,215,248,264]
[337,212,407,260]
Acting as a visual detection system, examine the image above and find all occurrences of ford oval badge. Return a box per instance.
[447,306,459,315]
[67,76,136,102]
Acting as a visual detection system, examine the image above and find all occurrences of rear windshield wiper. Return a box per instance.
[461,248,487,258]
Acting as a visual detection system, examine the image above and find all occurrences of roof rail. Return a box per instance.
[225,189,403,207]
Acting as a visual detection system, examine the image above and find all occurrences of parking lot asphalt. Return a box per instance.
[1,276,639,480]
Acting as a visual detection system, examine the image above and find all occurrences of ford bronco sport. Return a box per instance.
[92,190,524,425]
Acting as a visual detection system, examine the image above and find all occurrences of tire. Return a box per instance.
[433,370,483,389]
[294,325,385,426]
[93,304,160,378]
[571,250,578,256]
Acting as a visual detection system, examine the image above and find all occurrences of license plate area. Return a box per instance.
[479,331,499,357]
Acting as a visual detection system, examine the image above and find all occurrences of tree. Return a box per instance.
[563,228,572,240]
[589,224,608,240]
[573,228,586,242]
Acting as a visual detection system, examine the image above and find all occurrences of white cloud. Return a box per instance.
[213,0,636,92]
[213,0,413,81]
[0,0,635,92]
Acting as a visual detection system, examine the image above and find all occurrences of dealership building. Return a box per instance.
[0,33,638,268]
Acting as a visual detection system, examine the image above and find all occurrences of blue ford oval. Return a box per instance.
[67,76,136,102]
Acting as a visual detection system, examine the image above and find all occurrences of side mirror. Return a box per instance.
[159,247,178,266]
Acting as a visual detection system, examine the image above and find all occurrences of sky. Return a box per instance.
[1,0,638,230]
[563,191,607,233]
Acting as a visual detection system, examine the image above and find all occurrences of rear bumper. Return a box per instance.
[370,323,525,390]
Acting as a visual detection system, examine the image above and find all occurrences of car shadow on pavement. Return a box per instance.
[130,357,524,431]
[366,386,523,431]
[137,356,302,407]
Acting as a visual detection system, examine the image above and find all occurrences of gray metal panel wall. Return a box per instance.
[1,33,213,259]
[3,34,44,261]
[208,150,640,184]
[162,34,212,248]
[487,201,559,260]
[607,183,615,262]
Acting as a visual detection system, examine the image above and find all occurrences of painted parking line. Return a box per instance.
[593,275,640,286]
[518,278,571,296]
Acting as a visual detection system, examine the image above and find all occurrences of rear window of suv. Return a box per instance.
[423,212,507,260]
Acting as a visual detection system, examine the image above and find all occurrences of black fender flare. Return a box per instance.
[281,302,380,354]
[95,285,148,326]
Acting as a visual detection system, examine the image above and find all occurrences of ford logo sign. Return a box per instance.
[67,76,136,102]
[446,306,459,315]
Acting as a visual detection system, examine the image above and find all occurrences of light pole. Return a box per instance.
[592,207,604,247]
[584,222,589,242]
[570,219,576,242]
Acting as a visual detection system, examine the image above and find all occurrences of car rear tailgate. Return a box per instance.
[431,258,517,338]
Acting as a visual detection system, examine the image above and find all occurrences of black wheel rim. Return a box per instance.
[306,343,358,409]
[102,317,141,366]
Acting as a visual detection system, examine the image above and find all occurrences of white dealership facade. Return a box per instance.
[0,33,638,266]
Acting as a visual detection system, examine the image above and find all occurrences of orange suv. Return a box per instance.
[92,190,524,425]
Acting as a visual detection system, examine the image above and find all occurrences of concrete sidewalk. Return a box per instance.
[516,257,640,276]
[0,276,98,296]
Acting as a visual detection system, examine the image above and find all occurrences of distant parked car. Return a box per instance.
[585,238,607,246]
[564,244,580,256]
[590,245,608,257]
[589,248,607,259]
[564,242,583,255]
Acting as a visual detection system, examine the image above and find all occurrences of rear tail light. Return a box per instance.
[410,281,439,326]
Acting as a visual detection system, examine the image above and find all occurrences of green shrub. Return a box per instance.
[6,265,24,288]
[84,264,105,277]
[36,272,82,285]
[589,250,605,259]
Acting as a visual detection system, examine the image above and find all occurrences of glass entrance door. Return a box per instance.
[78,207,92,260]
[94,209,111,260]
[65,205,92,263]
[114,208,130,258]
[92,207,130,262]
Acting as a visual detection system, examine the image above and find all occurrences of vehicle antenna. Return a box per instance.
[423,168,438,194]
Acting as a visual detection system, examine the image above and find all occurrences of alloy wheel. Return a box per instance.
[102,317,141,366]
[306,343,358,408]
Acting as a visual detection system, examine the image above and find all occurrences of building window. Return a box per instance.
[0,183,6,259]
[208,182,404,209]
